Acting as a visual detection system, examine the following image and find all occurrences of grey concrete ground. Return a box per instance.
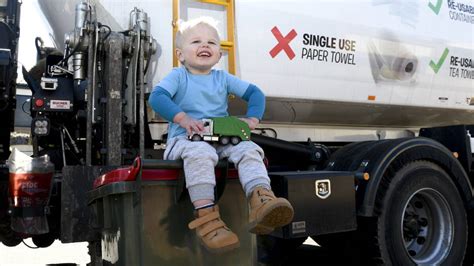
[0,238,327,265]
[0,240,89,265]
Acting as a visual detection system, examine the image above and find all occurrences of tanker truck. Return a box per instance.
[1,0,474,265]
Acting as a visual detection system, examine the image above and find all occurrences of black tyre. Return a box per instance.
[219,136,230,145]
[191,134,202,141]
[374,161,467,265]
[32,233,55,247]
[230,136,240,145]
[0,235,22,247]
[0,220,22,247]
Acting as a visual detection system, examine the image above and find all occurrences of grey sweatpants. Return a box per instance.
[164,136,271,203]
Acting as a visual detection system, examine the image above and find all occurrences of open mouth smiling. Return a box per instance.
[197,51,211,57]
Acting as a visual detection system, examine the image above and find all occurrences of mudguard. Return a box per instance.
[326,137,474,217]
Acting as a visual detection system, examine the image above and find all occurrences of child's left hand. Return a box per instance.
[239,117,259,130]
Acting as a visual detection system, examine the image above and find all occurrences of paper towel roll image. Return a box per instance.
[368,34,418,83]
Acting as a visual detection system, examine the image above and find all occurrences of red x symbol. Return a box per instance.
[269,26,297,60]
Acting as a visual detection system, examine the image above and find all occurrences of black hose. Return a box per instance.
[251,133,315,156]
[21,98,30,115]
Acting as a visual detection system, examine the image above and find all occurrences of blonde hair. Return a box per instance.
[175,16,220,48]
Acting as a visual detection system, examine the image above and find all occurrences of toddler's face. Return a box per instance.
[177,24,221,74]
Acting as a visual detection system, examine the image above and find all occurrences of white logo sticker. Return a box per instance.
[292,221,306,234]
[315,179,331,199]
[50,100,71,109]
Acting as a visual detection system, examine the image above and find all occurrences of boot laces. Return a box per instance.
[257,189,274,203]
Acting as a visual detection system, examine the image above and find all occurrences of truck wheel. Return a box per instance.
[0,235,22,247]
[219,136,230,145]
[0,220,22,247]
[191,134,202,141]
[374,161,467,265]
[32,233,55,247]
[230,136,240,145]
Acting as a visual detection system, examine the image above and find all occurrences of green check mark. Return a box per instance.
[428,0,442,15]
[430,48,449,74]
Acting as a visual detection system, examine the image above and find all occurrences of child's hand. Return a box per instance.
[174,112,204,136]
[239,117,259,130]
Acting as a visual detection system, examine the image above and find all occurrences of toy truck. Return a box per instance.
[0,0,474,265]
[189,116,251,145]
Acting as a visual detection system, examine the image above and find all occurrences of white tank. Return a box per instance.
[38,0,474,139]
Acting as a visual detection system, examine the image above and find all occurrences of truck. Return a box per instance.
[189,117,251,145]
[1,0,474,265]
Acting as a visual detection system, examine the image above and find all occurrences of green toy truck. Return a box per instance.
[189,116,251,145]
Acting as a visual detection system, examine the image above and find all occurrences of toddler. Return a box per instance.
[148,17,294,253]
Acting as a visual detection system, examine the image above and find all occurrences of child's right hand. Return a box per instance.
[173,112,204,136]
[239,117,259,130]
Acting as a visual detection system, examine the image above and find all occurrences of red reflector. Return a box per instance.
[35,99,44,107]
[92,157,241,188]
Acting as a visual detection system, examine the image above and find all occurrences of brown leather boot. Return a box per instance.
[248,187,294,234]
[188,205,240,253]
